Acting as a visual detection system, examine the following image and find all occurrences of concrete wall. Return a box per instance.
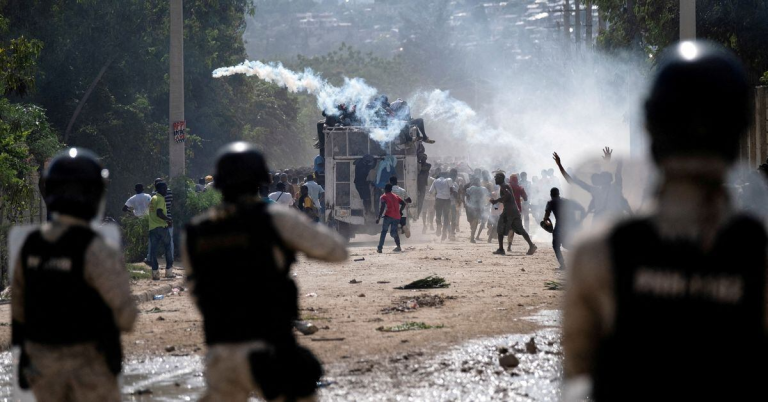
[742,86,768,168]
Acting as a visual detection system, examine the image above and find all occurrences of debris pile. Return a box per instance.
[380,294,456,314]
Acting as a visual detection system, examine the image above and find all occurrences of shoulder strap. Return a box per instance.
[20,229,45,267]
[57,226,97,276]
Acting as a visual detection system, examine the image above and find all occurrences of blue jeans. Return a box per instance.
[378,216,401,250]
[147,226,174,261]
[148,227,173,271]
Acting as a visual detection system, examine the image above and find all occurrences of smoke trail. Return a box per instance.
[213,60,405,142]
[212,61,559,153]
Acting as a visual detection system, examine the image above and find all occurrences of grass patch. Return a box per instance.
[127,263,152,280]
[395,275,450,290]
[376,321,445,332]
[545,281,564,290]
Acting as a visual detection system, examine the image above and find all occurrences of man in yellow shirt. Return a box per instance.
[148,181,173,280]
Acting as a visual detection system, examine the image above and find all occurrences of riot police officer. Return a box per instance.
[183,142,348,401]
[11,148,137,401]
[563,41,767,401]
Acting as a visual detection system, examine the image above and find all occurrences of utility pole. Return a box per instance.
[626,0,643,157]
[585,0,593,44]
[563,0,571,43]
[169,0,185,179]
[680,0,696,40]
[574,0,581,44]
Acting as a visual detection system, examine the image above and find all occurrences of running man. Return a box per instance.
[542,187,585,270]
[490,172,536,255]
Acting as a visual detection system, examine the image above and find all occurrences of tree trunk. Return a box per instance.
[63,55,116,143]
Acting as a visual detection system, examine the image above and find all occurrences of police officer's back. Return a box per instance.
[563,41,767,401]
[11,148,137,402]
[183,142,347,402]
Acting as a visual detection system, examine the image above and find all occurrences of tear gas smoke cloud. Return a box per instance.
[213,50,647,177]
[212,60,525,147]
[213,60,406,143]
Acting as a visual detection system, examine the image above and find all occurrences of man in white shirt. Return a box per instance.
[421,175,436,234]
[429,173,455,241]
[304,174,325,221]
[123,184,151,217]
[303,174,324,204]
[268,182,295,207]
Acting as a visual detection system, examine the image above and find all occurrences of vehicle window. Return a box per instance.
[332,130,347,157]
[336,161,350,182]
[349,131,368,156]
[370,138,388,156]
[336,183,351,207]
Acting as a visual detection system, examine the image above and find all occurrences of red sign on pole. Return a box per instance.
[173,121,186,143]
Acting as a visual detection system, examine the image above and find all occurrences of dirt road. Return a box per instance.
[121,227,566,364]
[0,225,567,400]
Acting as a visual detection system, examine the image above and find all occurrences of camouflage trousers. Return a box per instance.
[201,342,319,402]
[24,342,120,402]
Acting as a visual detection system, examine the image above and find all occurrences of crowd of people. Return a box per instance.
[405,150,631,269]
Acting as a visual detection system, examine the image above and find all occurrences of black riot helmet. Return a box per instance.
[644,40,752,164]
[213,142,270,202]
[43,147,108,221]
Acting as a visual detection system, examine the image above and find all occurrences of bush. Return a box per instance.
[121,178,222,263]
[121,214,149,263]
[170,176,222,228]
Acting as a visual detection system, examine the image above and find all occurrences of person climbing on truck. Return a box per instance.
[389,98,435,144]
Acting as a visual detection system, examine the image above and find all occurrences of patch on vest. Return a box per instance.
[26,255,72,272]
[633,267,743,304]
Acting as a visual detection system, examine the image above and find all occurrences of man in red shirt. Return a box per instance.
[376,183,406,253]
[508,174,529,251]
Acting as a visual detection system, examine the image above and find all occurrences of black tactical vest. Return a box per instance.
[593,215,768,401]
[21,226,120,347]
[186,202,298,346]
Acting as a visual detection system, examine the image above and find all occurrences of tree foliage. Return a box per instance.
[0,9,62,286]
[593,0,768,82]
[3,0,303,220]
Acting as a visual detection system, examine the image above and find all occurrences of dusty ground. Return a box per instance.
[0,223,566,364]
[115,223,566,366]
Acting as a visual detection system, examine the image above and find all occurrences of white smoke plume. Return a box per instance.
[213,60,405,142]
[212,60,528,147]
[213,51,645,177]
[411,89,525,147]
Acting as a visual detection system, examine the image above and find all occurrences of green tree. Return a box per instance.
[3,0,304,221]
[593,0,768,82]
[0,9,62,285]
